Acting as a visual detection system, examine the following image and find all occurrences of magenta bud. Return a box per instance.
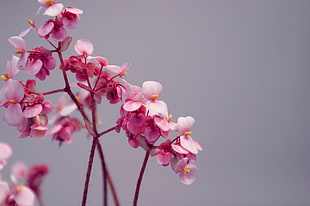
[59,35,72,52]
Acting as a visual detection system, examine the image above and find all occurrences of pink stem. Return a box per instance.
[97,141,120,206]
[133,151,150,206]
[81,137,98,206]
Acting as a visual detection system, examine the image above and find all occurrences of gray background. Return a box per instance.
[0,0,310,205]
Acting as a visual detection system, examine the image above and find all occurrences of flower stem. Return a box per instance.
[97,142,120,206]
[81,137,98,206]
[133,151,150,206]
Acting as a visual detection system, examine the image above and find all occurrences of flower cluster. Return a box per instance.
[117,81,202,184]
[0,0,203,205]
[0,142,48,206]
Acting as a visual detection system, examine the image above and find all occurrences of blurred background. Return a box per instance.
[0,0,310,205]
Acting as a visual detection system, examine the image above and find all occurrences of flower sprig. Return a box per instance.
[0,1,202,206]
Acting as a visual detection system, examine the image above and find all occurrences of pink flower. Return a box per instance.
[27,164,49,196]
[94,71,124,104]
[49,116,83,146]
[1,56,20,81]
[176,116,202,154]
[142,81,167,116]
[13,185,36,206]
[0,142,12,170]
[173,158,198,185]
[38,17,67,41]
[64,56,100,82]
[11,162,28,182]
[177,116,195,135]
[142,81,162,101]
[8,36,28,70]
[61,7,83,29]
[155,140,173,166]
[26,47,56,80]
[123,84,143,112]
[38,0,64,16]
[1,80,25,126]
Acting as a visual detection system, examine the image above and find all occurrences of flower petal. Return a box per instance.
[3,104,25,126]
[180,135,199,154]
[74,39,93,56]
[30,125,48,139]
[123,100,141,112]
[44,3,64,16]
[65,7,83,15]
[142,81,163,100]
[177,116,195,135]
[26,60,43,75]
[38,21,54,37]
[8,36,26,50]
[4,79,24,102]
[15,185,35,206]
[0,142,12,161]
[24,104,43,118]
[179,163,197,185]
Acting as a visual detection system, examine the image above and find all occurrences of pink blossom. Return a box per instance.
[14,185,36,206]
[54,95,77,116]
[142,81,162,101]
[11,162,28,182]
[1,80,25,126]
[1,56,20,81]
[38,18,67,42]
[38,0,64,16]
[49,116,83,146]
[94,71,124,104]
[0,142,12,170]
[155,140,173,166]
[142,81,167,116]
[8,36,28,70]
[61,7,83,29]
[173,158,197,185]
[177,116,195,135]
[64,56,100,82]
[27,164,49,196]
[123,84,143,112]
[26,47,56,80]
[143,118,160,144]
[176,116,202,154]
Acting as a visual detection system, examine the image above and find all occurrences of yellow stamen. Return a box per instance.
[184,131,192,136]
[8,100,16,103]
[45,0,54,6]
[28,19,34,26]
[121,72,128,76]
[17,184,24,193]
[168,114,173,122]
[15,49,24,54]
[1,73,10,81]
[183,167,191,174]
[151,94,159,100]
[54,104,61,110]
